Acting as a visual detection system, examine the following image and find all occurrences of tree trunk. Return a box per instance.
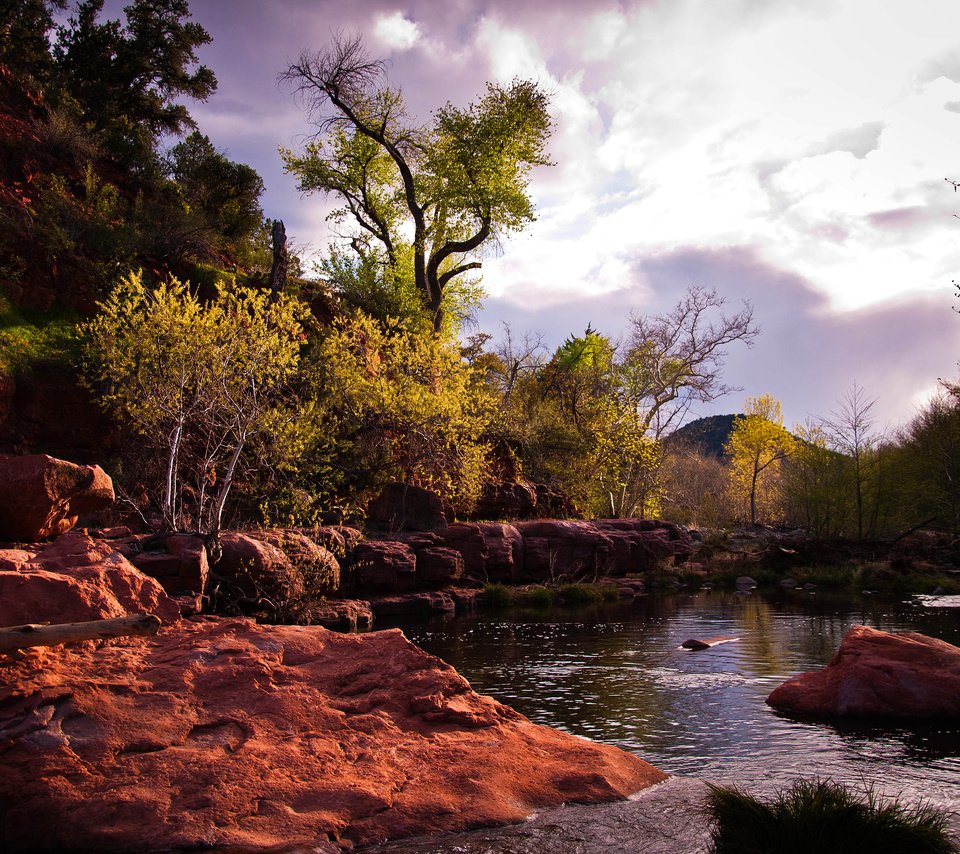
[269,220,288,298]
[0,614,162,653]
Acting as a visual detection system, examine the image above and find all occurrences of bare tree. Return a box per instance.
[821,382,879,539]
[494,322,547,405]
[625,286,759,437]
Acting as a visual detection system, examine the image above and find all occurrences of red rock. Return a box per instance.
[132,533,209,596]
[0,548,37,571]
[369,591,457,617]
[367,483,448,532]
[593,519,693,573]
[249,529,340,597]
[532,483,575,518]
[0,454,115,541]
[766,625,960,718]
[306,598,375,631]
[351,540,417,593]
[514,520,615,581]
[0,618,666,851]
[475,480,538,519]
[443,522,525,582]
[0,531,180,627]
[415,546,464,588]
[215,531,297,602]
[301,525,363,563]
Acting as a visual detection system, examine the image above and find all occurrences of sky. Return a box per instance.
[110,0,960,430]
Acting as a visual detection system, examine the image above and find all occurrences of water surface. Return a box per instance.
[385,590,960,815]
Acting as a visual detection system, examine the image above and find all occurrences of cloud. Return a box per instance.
[170,0,960,426]
[373,11,421,51]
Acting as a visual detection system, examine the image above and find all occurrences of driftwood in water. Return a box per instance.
[0,613,162,653]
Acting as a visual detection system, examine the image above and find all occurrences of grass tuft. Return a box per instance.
[706,779,957,854]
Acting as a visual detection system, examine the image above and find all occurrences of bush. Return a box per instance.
[706,779,957,854]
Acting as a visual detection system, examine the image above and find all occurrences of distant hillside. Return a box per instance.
[664,414,739,458]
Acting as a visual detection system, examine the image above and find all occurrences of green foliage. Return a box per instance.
[0,0,270,314]
[53,0,216,168]
[81,270,308,533]
[311,311,494,511]
[706,779,957,854]
[725,394,796,526]
[282,36,552,331]
[0,293,79,373]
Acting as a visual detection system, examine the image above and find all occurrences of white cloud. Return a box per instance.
[374,11,421,51]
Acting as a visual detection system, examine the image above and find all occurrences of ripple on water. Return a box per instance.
[391,590,960,817]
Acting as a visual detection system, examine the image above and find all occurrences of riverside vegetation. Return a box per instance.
[2,3,960,554]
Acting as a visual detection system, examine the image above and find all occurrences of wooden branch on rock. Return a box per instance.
[0,614,162,653]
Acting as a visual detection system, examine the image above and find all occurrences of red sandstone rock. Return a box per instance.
[367,483,448,532]
[215,531,297,602]
[475,480,538,519]
[132,533,209,596]
[415,546,464,587]
[302,525,363,563]
[369,591,457,617]
[0,619,665,851]
[515,520,615,581]
[306,598,375,631]
[592,519,693,574]
[351,540,417,593]
[0,454,115,541]
[249,529,340,597]
[442,522,524,583]
[766,625,960,718]
[0,548,37,571]
[0,531,180,627]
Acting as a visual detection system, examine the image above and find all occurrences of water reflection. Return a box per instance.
[385,590,960,815]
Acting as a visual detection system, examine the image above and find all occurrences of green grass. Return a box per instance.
[706,779,957,854]
[482,581,620,609]
[0,294,80,373]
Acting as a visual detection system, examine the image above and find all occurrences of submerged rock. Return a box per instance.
[0,618,666,851]
[766,624,960,719]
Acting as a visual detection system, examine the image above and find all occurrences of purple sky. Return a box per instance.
[107,0,960,430]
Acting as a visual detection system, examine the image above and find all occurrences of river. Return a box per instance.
[382,588,960,816]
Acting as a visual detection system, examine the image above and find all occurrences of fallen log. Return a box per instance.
[0,613,162,653]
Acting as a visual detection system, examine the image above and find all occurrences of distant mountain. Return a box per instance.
[664,414,739,458]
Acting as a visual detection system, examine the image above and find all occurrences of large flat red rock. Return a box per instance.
[0,618,666,851]
[766,624,960,718]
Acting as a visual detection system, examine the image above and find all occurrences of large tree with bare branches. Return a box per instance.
[281,36,552,332]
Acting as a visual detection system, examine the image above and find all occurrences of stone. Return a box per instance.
[351,540,417,593]
[0,454,115,541]
[367,483,448,532]
[735,576,757,588]
[215,531,296,603]
[303,525,363,563]
[0,548,37,571]
[442,522,525,583]
[248,529,340,597]
[415,546,464,588]
[593,520,693,574]
[515,520,614,582]
[532,483,575,519]
[306,598,375,632]
[0,531,180,628]
[369,591,457,617]
[766,624,960,719]
[0,619,666,850]
[131,533,209,596]
[474,480,538,520]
